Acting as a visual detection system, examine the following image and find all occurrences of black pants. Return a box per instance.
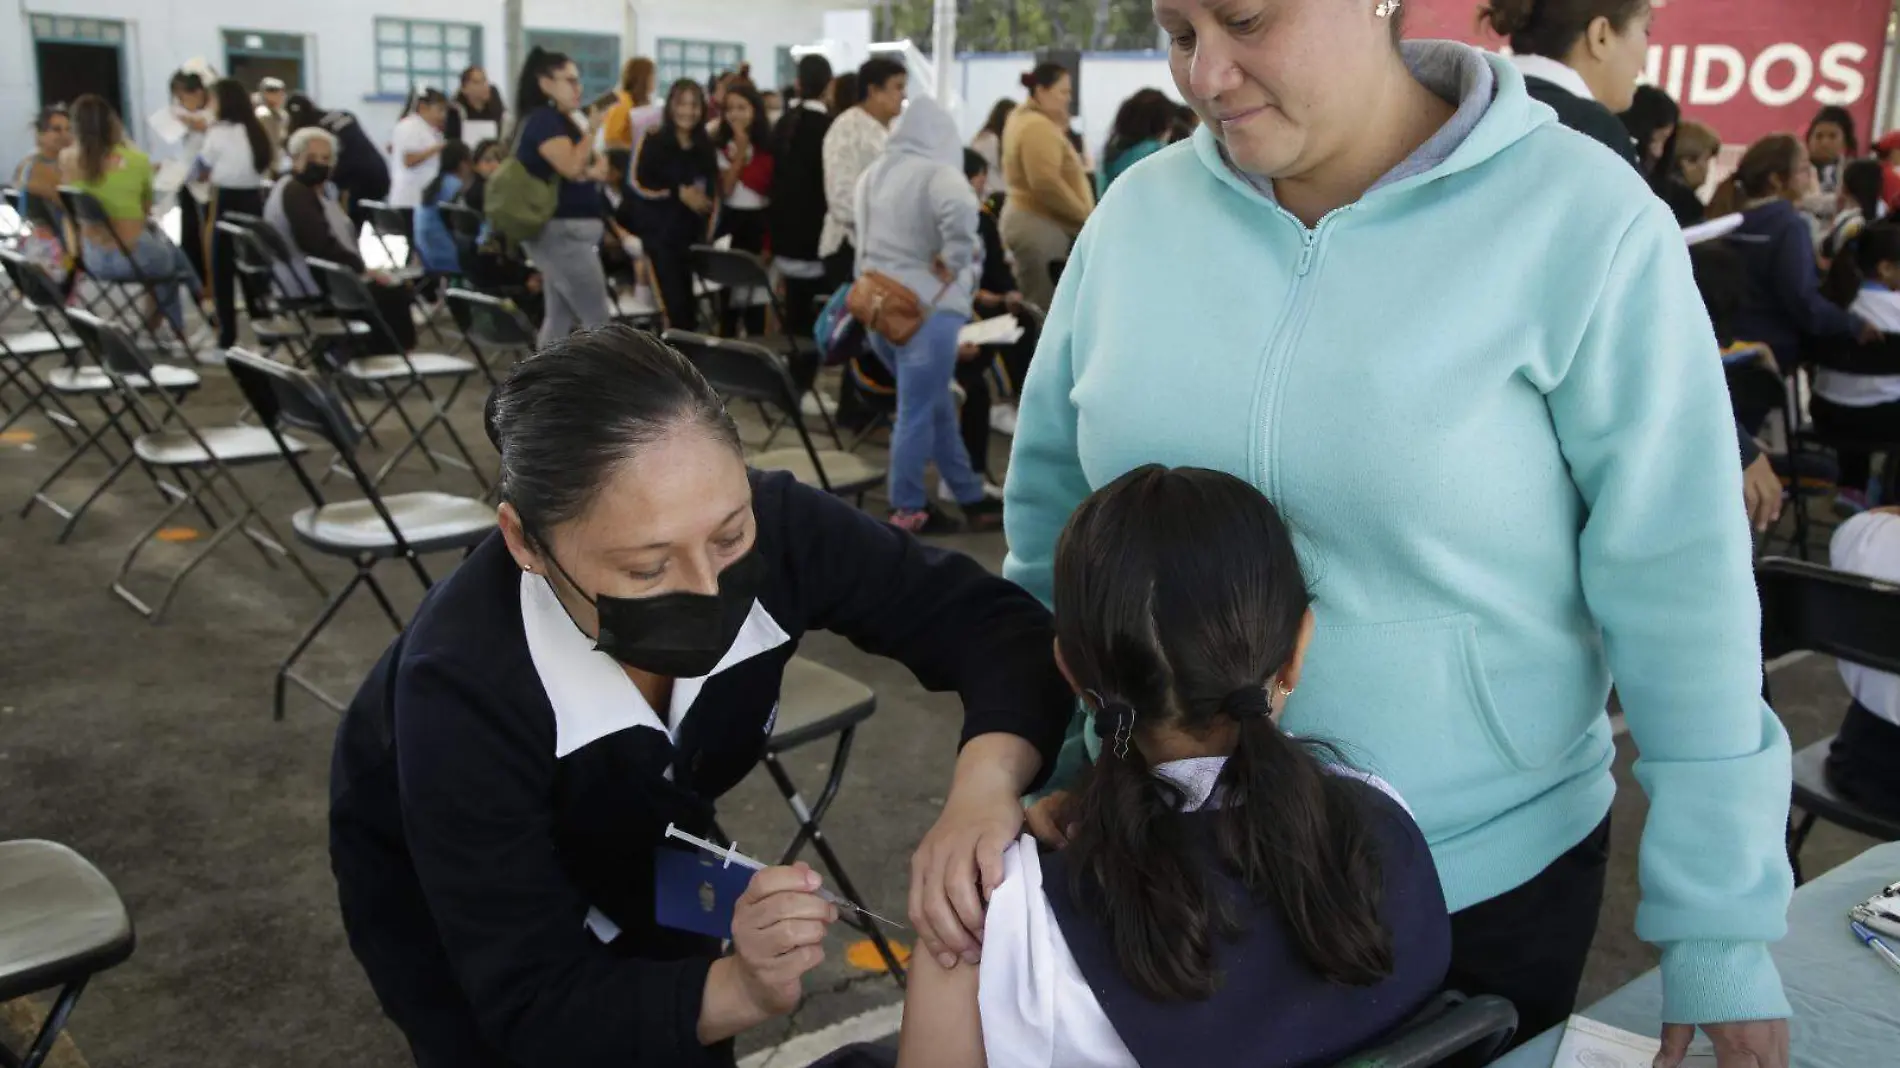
[648,237,698,333]
[1444,815,1611,1046]
[783,273,829,347]
[824,241,882,430]
[208,186,266,348]
[955,355,996,482]
[1725,363,1785,440]
[1828,701,1900,820]
[175,184,209,288]
[1810,394,1900,496]
[717,207,769,336]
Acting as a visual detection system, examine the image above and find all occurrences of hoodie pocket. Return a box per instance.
[1285,613,1534,816]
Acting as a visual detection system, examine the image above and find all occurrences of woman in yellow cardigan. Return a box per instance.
[1001,63,1095,310]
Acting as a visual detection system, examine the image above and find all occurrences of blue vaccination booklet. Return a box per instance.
[654,845,753,939]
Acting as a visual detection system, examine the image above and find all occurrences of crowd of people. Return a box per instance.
[7,2,1900,1067]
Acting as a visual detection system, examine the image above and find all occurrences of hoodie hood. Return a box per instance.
[1195,41,1553,209]
[888,95,964,169]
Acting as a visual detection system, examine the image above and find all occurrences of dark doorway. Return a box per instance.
[37,41,123,117]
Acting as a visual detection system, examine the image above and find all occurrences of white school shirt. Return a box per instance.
[199,122,265,190]
[1831,512,1900,727]
[1816,285,1900,407]
[387,114,443,208]
[977,758,1412,1068]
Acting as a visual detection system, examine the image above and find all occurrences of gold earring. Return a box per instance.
[1375,0,1401,18]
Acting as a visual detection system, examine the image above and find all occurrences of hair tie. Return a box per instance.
[1221,686,1275,720]
[1086,691,1137,759]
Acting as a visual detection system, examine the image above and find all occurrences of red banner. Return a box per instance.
[1405,0,1893,146]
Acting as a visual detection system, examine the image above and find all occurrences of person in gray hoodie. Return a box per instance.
[854,95,1002,533]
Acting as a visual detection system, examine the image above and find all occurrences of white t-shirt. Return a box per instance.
[386,114,443,208]
[1816,285,1900,407]
[199,122,265,190]
[1831,511,1900,727]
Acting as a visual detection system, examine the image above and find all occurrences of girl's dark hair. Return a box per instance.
[981,97,1015,139]
[1824,222,1900,308]
[1478,0,1650,59]
[1104,88,1176,171]
[284,93,323,132]
[1021,61,1069,96]
[456,66,506,119]
[1708,133,1803,216]
[32,105,68,134]
[422,140,472,206]
[664,79,712,147]
[471,137,501,164]
[1054,465,1393,1002]
[512,48,582,142]
[401,86,449,121]
[796,54,834,101]
[485,325,741,543]
[963,147,988,180]
[1620,85,1680,187]
[213,77,273,174]
[69,94,120,184]
[1689,241,1746,348]
[1843,159,1886,227]
[1808,104,1859,157]
[829,73,859,113]
[713,83,771,149]
[169,70,207,102]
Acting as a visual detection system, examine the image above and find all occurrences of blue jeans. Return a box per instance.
[870,311,985,512]
[86,233,202,333]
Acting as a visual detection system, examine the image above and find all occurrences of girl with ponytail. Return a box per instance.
[892,466,1450,1068]
[1814,223,1900,507]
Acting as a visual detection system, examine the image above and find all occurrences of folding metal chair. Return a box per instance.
[0,309,84,445]
[663,330,884,501]
[1331,992,1518,1068]
[763,656,905,983]
[58,186,199,354]
[225,348,497,719]
[358,200,416,275]
[3,252,199,543]
[305,257,488,493]
[0,839,136,1068]
[224,222,374,365]
[443,287,536,388]
[64,309,327,620]
[1759,556,1900,883]
[689,244,841,448]
[436,202,483,276]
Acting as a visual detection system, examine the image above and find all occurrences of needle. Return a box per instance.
[665,823,910,931]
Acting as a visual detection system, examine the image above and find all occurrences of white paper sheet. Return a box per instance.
[1682,213,1744,246]
[152,159,190,196]
[147,108,188,146]
[460,119,499,147]
[959,314,1024,348]
[1550,1017,1716,1068]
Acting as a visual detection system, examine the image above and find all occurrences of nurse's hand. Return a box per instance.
[1657,1019,1789,1068]
[699,863,836,1044]
[910,734,1043,970]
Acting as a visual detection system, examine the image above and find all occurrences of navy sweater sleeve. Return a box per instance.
[394,654,727,1068]
[1772,214,1859,339]
[762,474,1072,787]
[1736,419,1759,466]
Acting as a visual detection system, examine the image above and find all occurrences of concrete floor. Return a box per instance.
[0,319,1882,1067]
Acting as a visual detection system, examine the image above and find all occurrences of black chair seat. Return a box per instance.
[769,657,877,752]
[1332,992,1517,1068]
[0,840,134,1003]
[1792,736,1900,843]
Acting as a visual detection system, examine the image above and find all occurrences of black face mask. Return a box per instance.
[295,163,332,186]
[545,548,766,678]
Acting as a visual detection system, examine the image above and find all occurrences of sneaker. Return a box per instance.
[937,479,1004,504]
[193,347,229,366]
[990,404,1018,436]
[888,508,963,535]
[959,497,1005,532]
[800,392,835,419]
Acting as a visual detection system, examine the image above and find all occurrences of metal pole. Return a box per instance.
[504,0,523,100]
[932,0,956,106]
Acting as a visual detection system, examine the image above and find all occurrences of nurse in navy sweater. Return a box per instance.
[329,325,1070,1068]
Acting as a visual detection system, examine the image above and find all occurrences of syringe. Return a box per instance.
[664,823,909,930]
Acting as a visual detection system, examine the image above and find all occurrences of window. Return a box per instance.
[224,30,308,91]
[373,18,481,98]
[524,30,621,102]
[775,47,796,95]
[656,38,744,94]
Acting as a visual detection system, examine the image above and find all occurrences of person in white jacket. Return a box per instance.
[853,94,1000,535]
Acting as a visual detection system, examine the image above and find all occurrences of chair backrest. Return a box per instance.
[445,288,538,351]
[221,210,263,231]
[58,186,113,231]
[688,246,773,292]
[662,330,798,413]
[1759,557,1900,673]
[365,202,410,238]
[220,221,275,279]
[304,257,378,317]
[224,347,362,455]
[1332,992,1517,1068]
[64,307,155,379]
[439,202,484,240]
[20,189,64,232]
[0,248,66,313]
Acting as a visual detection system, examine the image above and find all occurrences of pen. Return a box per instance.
[664,823,909,931]
[1851,920,1900,977]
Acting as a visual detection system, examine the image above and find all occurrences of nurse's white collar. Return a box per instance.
[520,572,790,759]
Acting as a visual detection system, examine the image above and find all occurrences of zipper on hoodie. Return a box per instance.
[1256,203,1354,499]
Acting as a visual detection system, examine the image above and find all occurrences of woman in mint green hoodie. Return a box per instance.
[990,2,1792,1064]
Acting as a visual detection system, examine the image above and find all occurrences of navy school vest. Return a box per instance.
[1039,781,1451,1068]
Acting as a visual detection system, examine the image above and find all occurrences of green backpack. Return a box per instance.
[483,137,557,245]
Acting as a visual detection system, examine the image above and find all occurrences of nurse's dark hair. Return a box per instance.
[484,326,740,543]
[1053,466,1393,1003]
[1477,0,1648,59]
